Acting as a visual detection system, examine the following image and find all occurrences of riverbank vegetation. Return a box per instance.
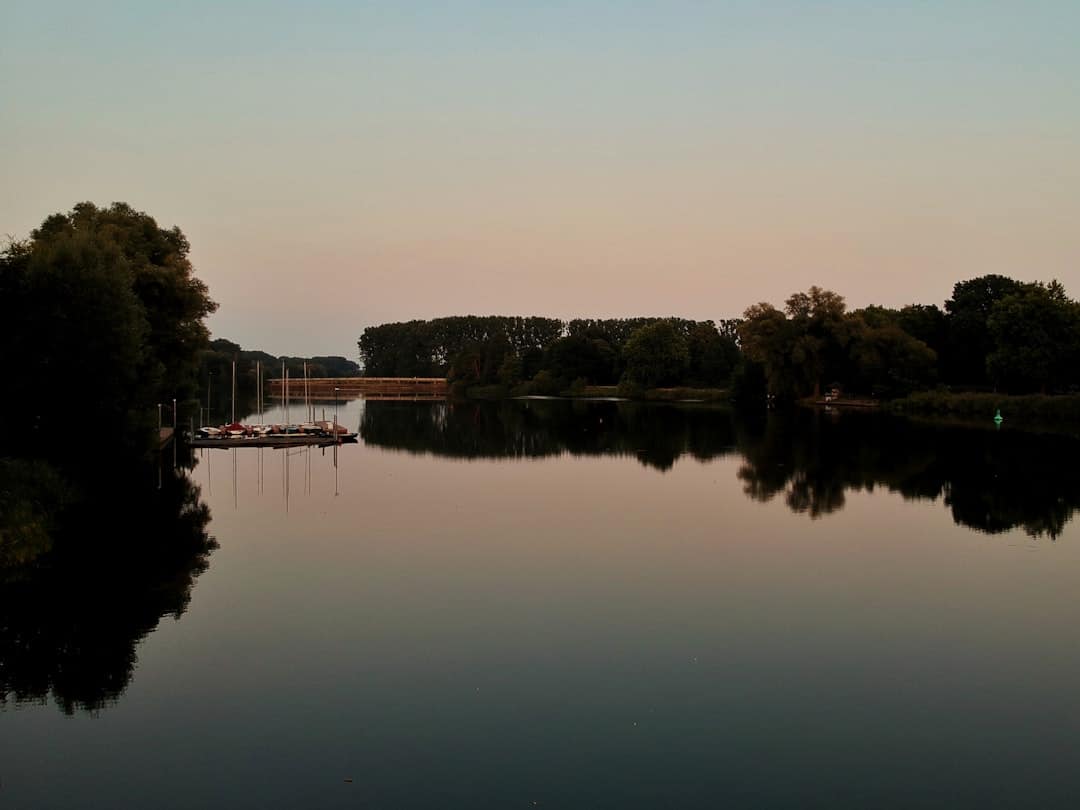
[1,202,217,459]
[358,315,741,398]
[1,202,218,569]
[357,275,1080,414]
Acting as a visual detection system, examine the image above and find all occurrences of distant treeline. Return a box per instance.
[358,316,742,394]
[197,339,360,417]
[357,275,1080,400]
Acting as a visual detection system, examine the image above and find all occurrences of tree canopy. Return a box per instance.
[1,202,217,459]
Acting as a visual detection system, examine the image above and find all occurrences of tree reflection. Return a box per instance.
[735,409,1080,537]
[0,449,215,715]
[362,400,1080,537]
[360,399,736,472]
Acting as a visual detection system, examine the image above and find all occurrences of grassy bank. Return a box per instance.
[453,381,730,403]
[888,391,1080,421]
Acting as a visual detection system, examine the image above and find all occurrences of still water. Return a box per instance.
[4,398,1080,808]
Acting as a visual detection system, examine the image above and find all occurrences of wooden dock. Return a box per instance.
[268,377,447,400]
[190,435,358,449]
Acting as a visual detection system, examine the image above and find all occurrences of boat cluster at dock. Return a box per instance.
[191,359,358,446]
[196,420,357,443]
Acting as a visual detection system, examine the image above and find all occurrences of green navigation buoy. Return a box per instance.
[994,408,1003,427]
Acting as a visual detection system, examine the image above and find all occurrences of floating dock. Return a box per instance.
[189,435,357,449]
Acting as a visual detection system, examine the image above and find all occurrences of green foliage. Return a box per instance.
[738,287,853,399]
[465,384,510,400]
[360,315,741,394]
[944,274,1025,385]
[621,320,691,388]
[890,391,1080,421]
[530,370,563,396]
[897,304,948,357]
[731,359,768,405]
[615,378,646,399]
[985,282,1080,393]
[448,347,484,385]
[545,334,618,384]
[0,459,69,569]
[309,356,362,376]
[354,275,1080,403]
[639,386,729,402]
[737,303,797,399]
[686,322,740,386]
[359,316,563,377]
[497,353,524,387]
[849,322,937,398]
[784,287,852,398]
[1,202,217,459]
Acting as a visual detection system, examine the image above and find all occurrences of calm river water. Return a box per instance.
[4,398,1080,808]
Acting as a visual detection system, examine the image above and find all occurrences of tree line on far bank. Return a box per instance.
[359,316,742,395]
[197,339,359,420]
[357,275,1080,401]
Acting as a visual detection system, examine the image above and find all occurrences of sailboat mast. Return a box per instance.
[304,361,309,423]
[231,359,236,424]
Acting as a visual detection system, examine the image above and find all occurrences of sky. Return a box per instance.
[3,1,1078,358]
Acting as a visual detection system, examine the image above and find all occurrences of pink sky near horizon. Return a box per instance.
[3,2,1078,357]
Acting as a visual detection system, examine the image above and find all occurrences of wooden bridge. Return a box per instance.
[268,377,448,401]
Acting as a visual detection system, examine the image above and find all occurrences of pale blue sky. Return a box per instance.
[3,1,1078,356]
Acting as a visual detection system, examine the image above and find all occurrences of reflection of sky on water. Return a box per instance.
[4,399,1080,809]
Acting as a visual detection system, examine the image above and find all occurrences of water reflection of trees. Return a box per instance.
[362,400,1080,537]
[0,449,216,715]
[735,410,1080,537]
[361,400,737,472]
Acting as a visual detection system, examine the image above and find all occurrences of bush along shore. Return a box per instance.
[888,391,1080,422]
[450,381,731,403]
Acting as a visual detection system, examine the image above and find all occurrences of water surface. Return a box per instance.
[4,399,1080,808]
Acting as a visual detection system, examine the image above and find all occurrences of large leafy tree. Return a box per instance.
[943,274,1023,385]
[784,286,851,398]
[737,303,798,398]
[686,321,740,386]
[621,320,690,388]
[545,334,618,385]
[739,287,851,399]
[986,281,1080,393]
[0,202,216,458]
[849,321,938,397]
